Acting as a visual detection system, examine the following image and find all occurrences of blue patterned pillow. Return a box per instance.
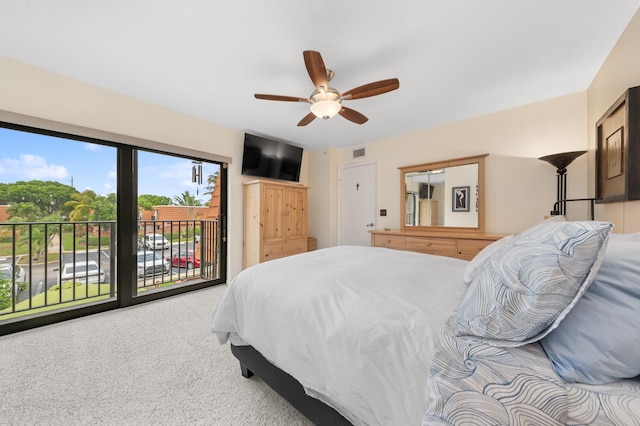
[454,220,613,346]
[462,217,565,285]
[462,235,513,284]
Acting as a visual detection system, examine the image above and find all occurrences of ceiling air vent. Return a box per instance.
[352,147,366,159]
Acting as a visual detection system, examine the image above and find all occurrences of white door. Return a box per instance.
[339,162,377,246]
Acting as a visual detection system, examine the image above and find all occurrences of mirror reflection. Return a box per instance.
[404,163,479,228]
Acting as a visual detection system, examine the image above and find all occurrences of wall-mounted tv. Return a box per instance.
[241,133,303,182]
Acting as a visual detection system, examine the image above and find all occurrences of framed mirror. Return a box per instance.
[400,154,487,232]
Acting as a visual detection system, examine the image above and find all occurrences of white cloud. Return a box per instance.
[83,143,101,152]
[103,182,114,193]
[158,161,197,190]
[150,160,209,200]
[0,154,69,180]
[158,160,192,180]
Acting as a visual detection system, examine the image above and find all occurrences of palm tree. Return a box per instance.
[173,191,202,207]
[6,202,42,222]
[203,171,219,197]
[64,190,97,221]
[6,202,44,261]
[13,213,63,261]
[38,212,64,257]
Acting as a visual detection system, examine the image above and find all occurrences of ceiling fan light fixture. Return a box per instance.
[310,88,342,119]
[310,100,342,120]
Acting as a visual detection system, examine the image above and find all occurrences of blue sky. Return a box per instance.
[0,127,220,204]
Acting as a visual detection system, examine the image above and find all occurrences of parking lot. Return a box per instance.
[13,241,200,302]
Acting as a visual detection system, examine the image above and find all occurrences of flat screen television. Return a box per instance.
[241,133,303,182]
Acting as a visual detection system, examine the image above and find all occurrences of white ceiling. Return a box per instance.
[1,1,639,152]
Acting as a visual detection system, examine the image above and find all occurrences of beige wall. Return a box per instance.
[587,8,640,233]
[307,148,339,248]
[307,92,589,244]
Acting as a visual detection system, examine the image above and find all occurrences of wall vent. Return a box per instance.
[352,147,366,159]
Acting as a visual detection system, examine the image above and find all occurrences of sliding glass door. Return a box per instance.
[0,123,226,335]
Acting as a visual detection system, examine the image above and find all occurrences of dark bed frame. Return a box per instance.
[230,344,353,425]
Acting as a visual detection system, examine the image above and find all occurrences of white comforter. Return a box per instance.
[212,246,468,425]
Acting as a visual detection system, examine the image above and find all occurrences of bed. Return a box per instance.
[212,219,640,425]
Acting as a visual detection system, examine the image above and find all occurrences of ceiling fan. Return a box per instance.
[254,50,400,126]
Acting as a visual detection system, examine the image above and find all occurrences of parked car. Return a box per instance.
[0,263,26,297]
[55,261,106,285]
[137,251,170,278]
[167,251,200,270]
[0,263,25,282]
[142,233,170,250]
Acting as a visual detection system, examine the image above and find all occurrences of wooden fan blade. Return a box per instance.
[303,50,329,91]
[297,112,316,126]
[339,107,368,125]
[255,94,309,102]
[342,78,400,100]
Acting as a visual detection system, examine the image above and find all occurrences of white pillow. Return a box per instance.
[455,220,613,346]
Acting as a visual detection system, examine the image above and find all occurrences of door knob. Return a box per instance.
[366,223,374,227]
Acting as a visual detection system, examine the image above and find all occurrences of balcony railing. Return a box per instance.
[0,219,220,321]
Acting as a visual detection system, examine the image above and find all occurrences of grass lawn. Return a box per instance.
[0,241,27,258]
[0,282,114,320]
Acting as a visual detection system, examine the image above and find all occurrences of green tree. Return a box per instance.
[91,193,117,221]
[64,189,97,222]
[203,171,219,197]
[0,279,16,311]
[0,183,9,205]
[2,181,77,216]
[13,213,63,261]
[90,193,117,231]
[173,191,202,207]
[6,202,42,222]
[138,194,172,211]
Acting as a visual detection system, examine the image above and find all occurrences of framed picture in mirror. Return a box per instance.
[452,186,470,212]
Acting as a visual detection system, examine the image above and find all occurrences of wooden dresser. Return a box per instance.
[243,180,308,268]
[370,230,505,261]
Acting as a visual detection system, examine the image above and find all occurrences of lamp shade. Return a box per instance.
[539,150,587,175]
[310,88,342,120]
[539,150,587,216]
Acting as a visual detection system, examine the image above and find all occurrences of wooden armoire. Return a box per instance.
[243,180,308,268]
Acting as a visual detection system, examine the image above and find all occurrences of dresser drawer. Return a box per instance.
[262,240,307,262]
[457,239,494,261]
[369,230,505,261]
[373,234,406,250]
[405,236,457,257]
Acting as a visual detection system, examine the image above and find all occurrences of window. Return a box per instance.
[0,121,227,335]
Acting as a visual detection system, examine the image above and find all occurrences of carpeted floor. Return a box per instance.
[0,285,312,426]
